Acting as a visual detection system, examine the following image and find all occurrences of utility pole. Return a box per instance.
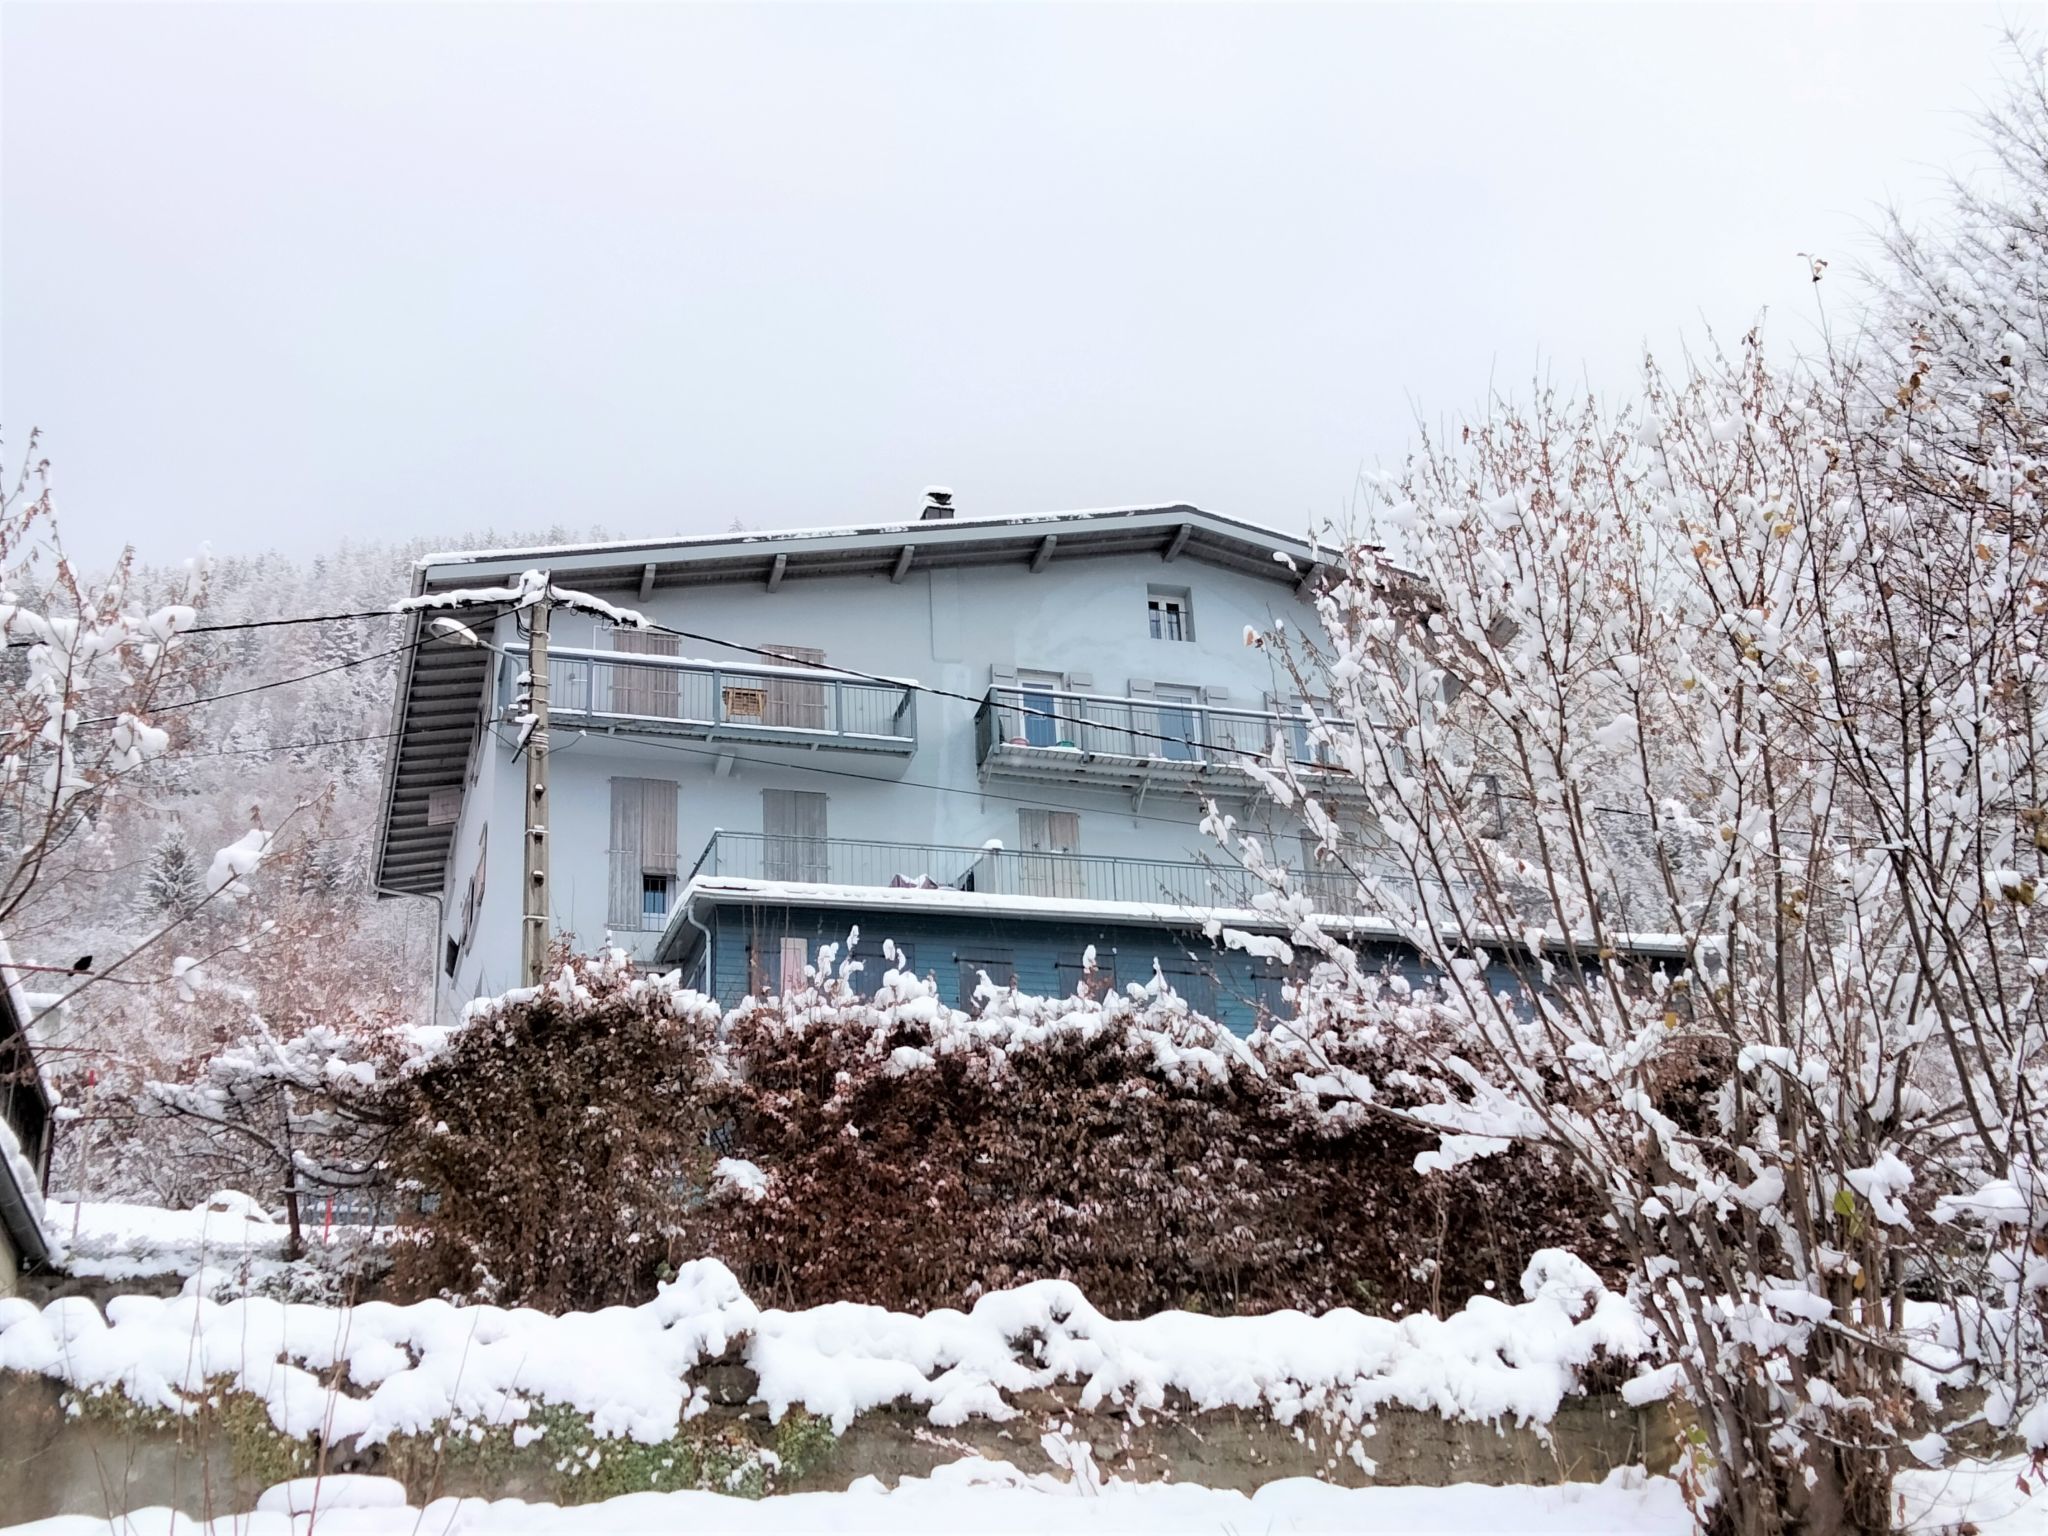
[519,577,552,987]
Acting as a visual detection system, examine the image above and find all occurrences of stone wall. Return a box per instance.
[0,1370,1668,1523]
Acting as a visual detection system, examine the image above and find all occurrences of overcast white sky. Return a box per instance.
[0,3,2021,572]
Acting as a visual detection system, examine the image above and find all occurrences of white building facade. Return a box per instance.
[376,501,1400,1032]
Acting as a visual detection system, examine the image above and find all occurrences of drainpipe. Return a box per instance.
[682,894,716,997]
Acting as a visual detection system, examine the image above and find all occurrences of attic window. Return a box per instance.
[1148,587,1192,642]
[427,787,462,827]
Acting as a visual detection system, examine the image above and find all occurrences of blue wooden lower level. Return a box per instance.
[672,894,1549,1037]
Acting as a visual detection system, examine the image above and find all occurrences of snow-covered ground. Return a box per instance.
[1,1461,1695,1535]
[4,1456,2040,1535]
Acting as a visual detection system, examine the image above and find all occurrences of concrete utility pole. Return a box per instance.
[519,577,553,987]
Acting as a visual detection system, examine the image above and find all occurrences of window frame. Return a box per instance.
[1146,586,1194,642]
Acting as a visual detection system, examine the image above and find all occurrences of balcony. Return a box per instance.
[620,832,1400,931]
[974,685,1362,794]
[501,645,916,754]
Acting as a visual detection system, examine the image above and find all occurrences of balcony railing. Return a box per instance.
[501,645,916,753]
[975,686,1356,773]
[662,831,1410,917]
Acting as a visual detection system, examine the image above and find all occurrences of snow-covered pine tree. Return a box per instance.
[138,822,203,920]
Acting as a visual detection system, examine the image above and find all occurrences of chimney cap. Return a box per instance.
[920,486,956,521]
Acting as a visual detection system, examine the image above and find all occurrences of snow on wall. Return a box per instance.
[41,1194,292,1282]
[0,1250,1651,1445]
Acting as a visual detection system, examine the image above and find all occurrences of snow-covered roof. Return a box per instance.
[0,927,56,1271]
[412,503,1323,585]
[655,876,1692,967]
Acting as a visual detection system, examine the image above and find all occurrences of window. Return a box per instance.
[846,942,914,998]
[1056,948,1116,998]
[1017,809,1083,898]
[1151,957,1219,1017]
[458,827,488,952]
[444,936,461,979]
[1147,586,1193,642]
[763,788,829,881]
[1281,695,1337,768]
[1248,958,1291,1025]
[956,948,1015,1012]
[642,873,671,920]
[1152,684,1201,762]
[609,778,679,928]
[1018,669,1064,749]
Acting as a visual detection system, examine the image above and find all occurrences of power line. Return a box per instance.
[4,607,402,647]
[80,638,429,727]
[502,723,1300,835]
[185,729,403,760]
[185,608,401,636]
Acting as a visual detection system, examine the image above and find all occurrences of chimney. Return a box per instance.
[920,486,955,522]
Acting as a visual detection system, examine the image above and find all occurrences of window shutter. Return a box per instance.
[764,789,828,881]
[1047,812,1080,852]
[640,779,677,875]
[797,789,827,843]
[1018,809,1049,851]
[464,827,488,949]
[1127,679,1155,697]
[763,645,827,729]
[1203,685,1229,702]
[608,779,644,926]
[610,627,681,717]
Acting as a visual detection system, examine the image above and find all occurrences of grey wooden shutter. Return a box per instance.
[609,778,644,926]
[763,645,826,729]
[611,627,681,717]
[764,788,828,880]
[640,779,677,875]
[1018,809,1049,851]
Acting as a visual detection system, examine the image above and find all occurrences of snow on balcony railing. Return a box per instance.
[669,832,1415,917]
[500,645,916,750]
[975,686,1362,771]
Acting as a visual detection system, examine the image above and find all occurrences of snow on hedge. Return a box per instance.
[0,1249,1651,1446]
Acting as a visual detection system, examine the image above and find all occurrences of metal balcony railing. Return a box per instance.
[501,645,916,752]
[974,686,1356,771]
[667,831,1412,916]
